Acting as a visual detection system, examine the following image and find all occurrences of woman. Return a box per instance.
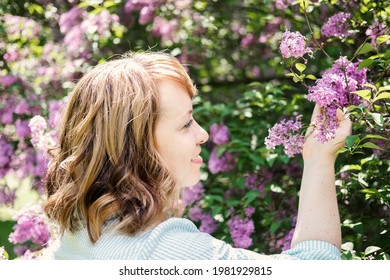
[42,51,351,259]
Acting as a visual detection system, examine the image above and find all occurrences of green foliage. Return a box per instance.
[0,0,389,259]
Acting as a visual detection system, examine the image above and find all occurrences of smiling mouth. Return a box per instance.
[191,155,203,164]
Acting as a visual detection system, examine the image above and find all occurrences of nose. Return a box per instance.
[196,122,209,144]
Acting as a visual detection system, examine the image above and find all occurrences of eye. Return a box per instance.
[183,119,194,129]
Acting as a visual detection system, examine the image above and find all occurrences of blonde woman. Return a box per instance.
[42,51,351,260]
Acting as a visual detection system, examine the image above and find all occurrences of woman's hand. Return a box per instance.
[302,103,352,162]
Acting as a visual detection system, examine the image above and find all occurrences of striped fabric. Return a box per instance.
[42,218,341,260]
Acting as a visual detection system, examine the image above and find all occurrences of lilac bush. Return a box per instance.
[0,0,389,260]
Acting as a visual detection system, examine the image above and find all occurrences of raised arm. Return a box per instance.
[291,104,352,249]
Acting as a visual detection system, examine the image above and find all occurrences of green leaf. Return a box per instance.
[355,42,375,55]
[376,35,390,45]
[269,222,281,234]
[365,246,381,255]
[369,113,384,126]
[352,89,371,100]
[374,92,390,102]
[295,63,306,73]
[341,242,354,251]
[345,135,360,148]
[358,59,374,69]
[362,134,389,141]
[305,74,317,80]
[211,205,223,217]
[360,142,386,150]
[244,190,260,207]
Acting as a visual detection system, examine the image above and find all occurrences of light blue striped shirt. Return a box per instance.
[42,218,340,260]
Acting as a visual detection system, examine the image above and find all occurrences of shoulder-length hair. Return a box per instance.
[44,51,196,243]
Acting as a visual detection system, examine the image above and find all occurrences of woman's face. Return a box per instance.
[154,80,209,188]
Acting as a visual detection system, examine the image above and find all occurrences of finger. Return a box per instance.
[310,103,321,124]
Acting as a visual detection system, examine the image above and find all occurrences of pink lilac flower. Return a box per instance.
[210,123,230,145]
[275,228,295,251]
[8,204,51,256]
[308,57,367,143]
[3,15,42,40]
[15,119,31,138]
[0,184,16,207]
[244,207,255,217]
[188,204,217,234]
[244,171,273,196]
[0,75,18,87]
[279,31,313,59]
[14,99,30,115]
[321,12,351,38]
[264,115,305,157]
[366,18,389,46]
[208,147,237,174]
[228,215,255,249]
[275,0,295,10]
[181,181,205,207]
[0,136,14,178]
[29,115,55,152]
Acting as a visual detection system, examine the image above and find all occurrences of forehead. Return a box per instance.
[158,80,193,118]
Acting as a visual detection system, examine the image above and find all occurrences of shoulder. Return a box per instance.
[145,218,274,260]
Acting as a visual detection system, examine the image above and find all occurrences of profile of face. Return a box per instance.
[154,80,209,189]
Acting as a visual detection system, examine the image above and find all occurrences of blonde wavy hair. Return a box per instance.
[44,51,196,243]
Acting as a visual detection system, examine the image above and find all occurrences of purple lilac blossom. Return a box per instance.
[0,75,18,87]
[308,57,367,143]
[0,136,14,178]
[188,204,217,234]
[279,31,313,59]
[181,181,205,207]
[366,18,389,46]
[244,207,255,217]
[228,215,255,249]
[264,115,305,157]
[208,148,237,174]
[275,0,295,10]
[8,204,51,256]
[0,184,16,207]
[321,12,351,38]
[209,123,230,145]
[244,172,273,197]
[275,228,295,251]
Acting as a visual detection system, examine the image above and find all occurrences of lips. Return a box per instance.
[191,155,203,164]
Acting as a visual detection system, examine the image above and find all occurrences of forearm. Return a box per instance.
[291,157,341,249]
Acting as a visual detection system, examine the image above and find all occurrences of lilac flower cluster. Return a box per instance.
[308,57,367,143]
[274,0,296,10]
[244,170,273,197]
[210,123,230,145]
[181,181,205,207]
[2,15,42,41]
[58,7,119,55]
[264,115,305,157]
[188,205,218,234]
[0,136,14,179]
[0,184,16,207]
[8,204,51,256]
[279,31,313,59]
[366,18,389,46]
[208,123,237,174]
[208,148,237,174]
[228,214,255,249]
[275,228,295,251]
[321,12,351,38]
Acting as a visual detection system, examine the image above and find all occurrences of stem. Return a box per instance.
[303,9,334,62]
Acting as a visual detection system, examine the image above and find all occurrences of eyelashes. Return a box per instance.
[183,119,194,129]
